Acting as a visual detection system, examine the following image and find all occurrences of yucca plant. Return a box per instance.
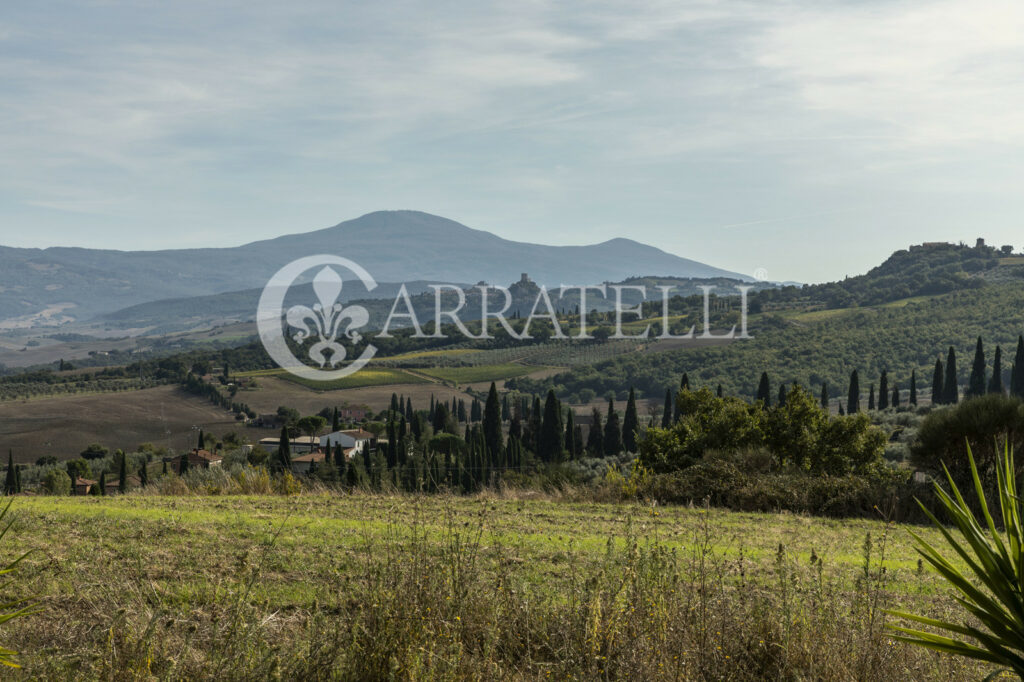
[888,442,1024,677]
[0,499,37,668]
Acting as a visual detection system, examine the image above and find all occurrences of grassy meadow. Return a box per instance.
[0,492,998,680]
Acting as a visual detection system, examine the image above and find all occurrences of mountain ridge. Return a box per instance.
[0,210,749,326]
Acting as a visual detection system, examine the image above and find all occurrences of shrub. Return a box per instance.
[40,469,71,496]
[911,394,1024,489]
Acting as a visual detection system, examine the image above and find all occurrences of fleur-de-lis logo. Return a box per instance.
[286,267,370,368]
[257,255,378,381]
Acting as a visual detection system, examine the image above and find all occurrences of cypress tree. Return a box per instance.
[680,373,690,391]
[538,390,564,463]
[838,403,845,416]
[716,384,723,398]
[989,346,1005,394]
[564,410,577,460]
[527,397,542,453]
[672,391,682,422]
[139,463,149,487]
[385,419,397,468]
[390,393,400,413]
[14,466,20,494]
[3,451,14,496]
[931,358,944,405]
[501,394,510,421]
[944,347,959,404]
[820,383,829,410]
[777,383,787,407]
[586,407,603,456]
[1012,336,1024,398]
[892,384,900,409]
[346,459,359,489]
[878,371,889,410]
[847,370,860,414]
[661,389,672,428]
[332,407,340,433]
[622,387,639,452]
[118,452,128,494]
[756,372,771,406]
[98,471,107,496]
[909,369,918,406]
[603,399,623,456]
[573,424,584,458]
[277,425,292,471]
[197,429,205,450]
[868,384,875,411]
[968,336,986,398]
[162,460,168,476]
[483,383,504,463]
[179,453,189,475]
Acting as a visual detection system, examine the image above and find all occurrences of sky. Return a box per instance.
[2,0,1024,283]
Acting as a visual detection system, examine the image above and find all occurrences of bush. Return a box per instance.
[911,394,1024,489]
[40,469,71,496]
[637,467,925,520]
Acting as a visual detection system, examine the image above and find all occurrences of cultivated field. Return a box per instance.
[235,375,470,416]
[1,493,989,680]
[0,386,239,463]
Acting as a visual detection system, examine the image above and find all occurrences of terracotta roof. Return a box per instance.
[292,452,327,463]
[339,429,375,439]
[74,477,96,486]
[190,449,222,462]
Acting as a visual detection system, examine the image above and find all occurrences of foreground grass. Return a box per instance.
[1,493,997,680]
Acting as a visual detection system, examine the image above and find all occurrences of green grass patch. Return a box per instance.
[415,362,546,384]
[276,367,428,390]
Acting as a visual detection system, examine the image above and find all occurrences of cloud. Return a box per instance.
[754,0,1024,147]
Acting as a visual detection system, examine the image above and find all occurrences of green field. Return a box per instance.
[242,366,429,390]
[415,362,544,384]
[2,493,991,679]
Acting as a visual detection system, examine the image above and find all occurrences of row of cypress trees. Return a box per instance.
[273,382,643,494]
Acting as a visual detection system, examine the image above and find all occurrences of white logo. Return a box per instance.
[257,255,377,381]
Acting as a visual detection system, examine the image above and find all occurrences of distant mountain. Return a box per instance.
[0,211,749,327]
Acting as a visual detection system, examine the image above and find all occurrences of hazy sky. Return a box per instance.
[2,0,1023,283]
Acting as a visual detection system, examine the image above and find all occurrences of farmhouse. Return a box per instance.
[73,477,96,495]
[163,449,224,474]
[320,429,376,454]
[290,452,326,475]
